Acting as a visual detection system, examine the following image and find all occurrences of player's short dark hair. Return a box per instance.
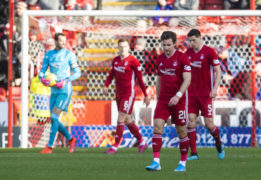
[118,38,129,45]
[160,31,177,43]
[54,33,65,41]
[187,29,201,38]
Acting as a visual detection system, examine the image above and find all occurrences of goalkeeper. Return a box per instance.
[38,33,81,154]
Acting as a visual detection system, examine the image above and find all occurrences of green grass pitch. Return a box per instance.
[0,147,260,180]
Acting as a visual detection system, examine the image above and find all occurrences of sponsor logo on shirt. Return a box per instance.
[159,68,176,76]
[114,66,126,73]
[213,59,219,64]
[173,60,177,66]
[184,65,191,71]
[50,62,62,68]
[190,61,202,68]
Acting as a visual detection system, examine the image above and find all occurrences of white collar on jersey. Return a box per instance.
[165,49,176,59]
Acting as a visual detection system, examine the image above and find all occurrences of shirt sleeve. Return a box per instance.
[209,47,220,66]
[181,53,192,72]
[155,56,162,76]
[69,52,81,81]
[104,60,115,87]
[39,52,49,78]
[132,58,148,97]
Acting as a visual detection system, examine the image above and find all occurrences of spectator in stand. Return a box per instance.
[169,0,199,27]
[0,0,9,26]
[46,38,56,51]
[0,24,20,90]
[28,29,45,76]
[224,0,249,10]
[257,0,261,9]
[39,0,61,10]
[26,0,41,10]
[12,52,22,87]
[65,0,93,10]
[152,0,173,26]
[15,1,27,43]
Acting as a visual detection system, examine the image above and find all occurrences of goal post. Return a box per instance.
[21,10,261,148]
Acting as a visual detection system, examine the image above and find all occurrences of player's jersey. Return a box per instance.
[40,48,77,94]
[105,54,147,98]
[156,50,191,103]
[186,45,220,97]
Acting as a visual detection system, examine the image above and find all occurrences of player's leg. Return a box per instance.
[145,118,165,171]
[187,96,199,160]
[104,111,126,154]
[125,116,148,153]
[172,105,189,172]
[146,102,169,171]
[124,99,148,153]
[201,97,225,159]
[54,93,77,153]
[174,125,189,172]
[204,117,225,159]
[40,94,59,154]
[187,113,199,160]
[105,97,126,154]
[41,93,76,153]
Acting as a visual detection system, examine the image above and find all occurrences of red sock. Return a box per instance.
[179,136,189,161]
[152,133,162,158]
[187,127,197,154]
[210,126,221,147]
[127,122,143,143]
[114,122,125,147]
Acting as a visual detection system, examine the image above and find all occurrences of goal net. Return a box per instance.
[20,10,261,148]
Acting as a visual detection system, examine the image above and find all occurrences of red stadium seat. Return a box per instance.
[0,87,7,101]
[201,0,223,10]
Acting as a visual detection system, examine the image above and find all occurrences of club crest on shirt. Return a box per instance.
[137,66,142,71]
[124,61,128,66]
[173,60,177,66]
[115,62,118,65]
[188,56,191,59]
[200,54,204,59]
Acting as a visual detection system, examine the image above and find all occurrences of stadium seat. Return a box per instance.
[0,87,7,101]
[201,0,223,10]
[12,87,21,126]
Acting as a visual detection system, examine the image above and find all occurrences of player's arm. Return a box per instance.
[103,63,115,95]
[209,48,222,98]
[210,65,222,98]
[168,72,191,106]
[38,53,50,86]
[133,60,150,107]
[156,75,160,99]
[69,62,81,82]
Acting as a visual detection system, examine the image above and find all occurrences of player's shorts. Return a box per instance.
[188,96,213,118]
[50,92,72,112]
[116,95,135,115]
[153,101,187,126]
